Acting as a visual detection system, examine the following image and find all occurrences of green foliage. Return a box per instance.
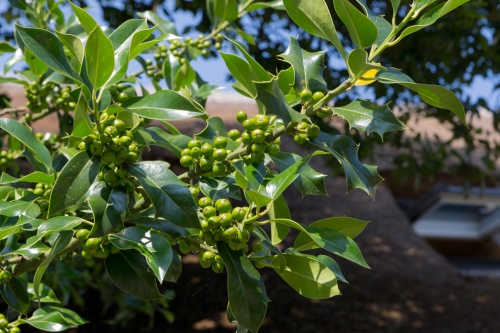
[0,1,470,332]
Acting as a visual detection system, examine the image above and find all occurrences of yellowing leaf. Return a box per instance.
[354,67,380,86]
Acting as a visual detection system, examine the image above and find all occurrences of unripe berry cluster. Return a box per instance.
[146,34,223,82]
[290,121,321,145]
[25,82,75,117]
[180,138,233,177]
[0,270,12,284]
[76,229,119,260]
[0,150,17,173]
[78,112,140,189]
[0,314,20,333]
[108,83,137,104]
[234,111,281,164]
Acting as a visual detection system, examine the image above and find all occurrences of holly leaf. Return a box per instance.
[48,151,100,216]
[332,98,405,139]
[279,37,327,92]
[122,90,207,121]
[0,276,30,314]
[283,0,347,60]
[129,161,199,228]
[269,253,340,299]
[333,0,377,49]
[109,226,173,282]
[87,182,128,237]
[254,78,304,126]
[270,152,327,196]
[105,250,163,300]
[311,133,383,198]
[218,242,269,333]
[376,68,466,124]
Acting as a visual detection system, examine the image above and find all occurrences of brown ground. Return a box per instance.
[2,87,500,332]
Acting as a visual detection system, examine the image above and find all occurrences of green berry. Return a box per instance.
[252,241,265,252]
[190,147,202,159]
[251,129,265,143]
[228,129,241,141]
[254,115,270,129]
[213,136,227,149]
[213,148,227,161]
[101,151,116,165]
[215,198,232,213]
[113,119,126,133]
[86,237,101,249]
[188,139,201,149]
[198,197,213,208]
[236,111,247,123]
[180,155,194,167]
[307,124,321,138]
[199,157,213,171]
[202,206,217,218]
[300,89,312,101]
[312,91,325,103]
[242,119,256,131]
[241,132,253,145]
[219,212,233,227]
[76,229,90,241]
[201,143,214,157]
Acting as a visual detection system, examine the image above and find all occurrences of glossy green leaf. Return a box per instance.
[308,254,348,283]
[20,306,86,331]
[0,41,16,53]
[221,52,257,98]
[251,225,287,272]
[0,118,52,173]
[279,37,327,92]
[122,90,206,120]
[0,172,53,185]
[85,26,114,89]
[283,0,346,59]
[138,11,178,35]
[294,216,369,250]
[28,283,61,304]
[333,0,377,49]
[48,151,100,216]
[248,0,285,11]
[332,98,405,139]
[142,127,191,158]
[355,0,392,45]
[8,239,50,260]
[15,25,81,82]
[70,2,98,34]
[226,37,271,81]
[311,133,383,198]
[87,182,127,237]
[129,162,199,228]
[218,242,269,333]
[55,31,84,65]
[254,78,304,125]
[25,49,48,76]
[0,196,39,218]
[37,216,84,236]
[33,231,73,300]
[126,208,189,239]
[263,153,315,200]
[209,0,238,27]
[347,48,384,79]
[72,95,93,137]
[165,252,182,283]
[106,19,152,88]
[398,0,470,41]
[268,195,291,245]
[272,218,369,267]
[105,250,163,300]
[270,152,327,196]
[0,276,30,314]
[163,56,196,91]
[376,68,466,124]
[109,226,173,282]
[269,253,340,299]
[200,176,242,201]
